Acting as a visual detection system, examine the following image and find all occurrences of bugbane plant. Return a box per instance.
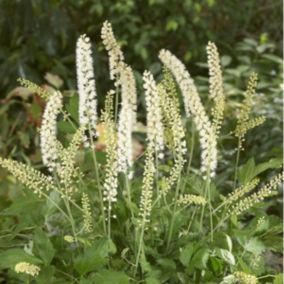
[0,21,282,284]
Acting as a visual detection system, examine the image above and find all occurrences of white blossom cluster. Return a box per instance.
[102,105,118,214]
[206,41,225,134]
[40,91,63,171]
[82,192,93,232]
[159,49,217,178]
[15,262,40,277]
[138,148,155,228]
[143,71,164,159]
[101,21,137,175]
[76,34,97,146]
[101,20,125,80]
[116,68,134,175]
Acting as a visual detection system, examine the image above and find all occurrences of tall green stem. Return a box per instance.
[133,225,145,277]
[125,174,134,218]
[166,175,181,250]
[89,126,107,234]
[233,138,241,189]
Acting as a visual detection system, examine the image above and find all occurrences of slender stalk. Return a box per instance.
[199,167,214,241]
[233,138,241,189]
[125,174,134,218]
[53,174,77,237]
[114,84,120,123]
[41,191,71,222]
[89,126,107,234]
[155,151,161,206]
[181,122,195,194]
[186,207,197,234]
[133,225,145,277]
[166,175,181,250]
[63,197,77,237]
[107,199,111,241]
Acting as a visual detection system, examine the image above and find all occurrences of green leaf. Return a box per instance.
[238,158,255,184]
[244,238,265,254]
[157,258,176,271]
[180,243,195,267]
[253,158,283,177]
[92,270,129,284]
[33,228,55,265]
[36,266,55,284]
[0,249,42,269]
[216,249,235,265]
[74,238,109,275]
[238,158,282,184]
[191,248,210,269]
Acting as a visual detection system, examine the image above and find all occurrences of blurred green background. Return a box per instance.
[0,0,282,94]
[0,0,282,162]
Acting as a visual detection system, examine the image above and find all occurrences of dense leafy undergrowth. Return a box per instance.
[0,22,283,284]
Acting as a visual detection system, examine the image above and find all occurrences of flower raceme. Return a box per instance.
[159,48,218,179]
[101,21,137,175]
[206,41,225,135]
[76,34,98,146]
[143,70,164,159]
[40,91,63,172]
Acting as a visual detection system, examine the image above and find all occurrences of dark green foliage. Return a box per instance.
[0,0,282,95]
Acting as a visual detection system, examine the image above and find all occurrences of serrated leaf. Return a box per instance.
[180,243,195,267]
[0,249,42,269]
[238,158,255,184]
[33,228,55,265]
[191,248,210,269]
[74,238,109,275]
[244,238,265,254]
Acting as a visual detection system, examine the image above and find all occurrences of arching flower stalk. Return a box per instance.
[81,192,93,233]
[135,147,155,275]
[57,128,84,198]
[159,49,217,179]
[101,20,125,81]
[206,41,225,135]
[0,158,55,197]
[233,73,265,188]
[143,70,164,158]
[229,172,283,216]
[76,34,98,147]
[101,21,137,177]
[158,83,186,194]
[235,72,266,150]
[40,91,63,172]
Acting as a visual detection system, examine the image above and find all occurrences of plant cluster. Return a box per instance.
[0,21,282,284]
